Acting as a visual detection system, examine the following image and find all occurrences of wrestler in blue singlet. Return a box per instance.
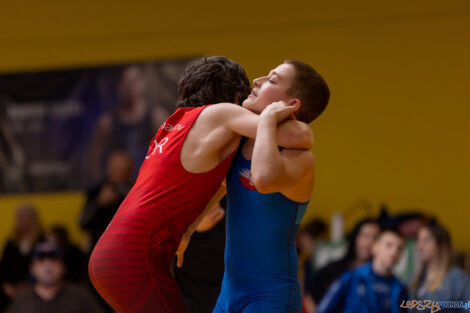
[213,138,309,313]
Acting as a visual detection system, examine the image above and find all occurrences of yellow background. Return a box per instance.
[0,1,469,250]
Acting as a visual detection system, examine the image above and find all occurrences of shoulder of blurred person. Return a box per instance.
[63,243,87,283]
[316,268,354,313]
[1,239,28,260]
[426,266,470,301]
[80,179,123,229]
[318,263,406,313]
[85,180,106,199]
[354,262,405,291]
[5,283,104,313]
[80,178,129,248]
[4,287,35,313]
[410,265,470,302]
[84,179,126,206]
[60,284,105,313]
[310,257,351,303]
[0,240,21,271]
[0,238,38,283]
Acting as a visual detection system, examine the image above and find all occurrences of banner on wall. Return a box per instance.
[0,58,195,193]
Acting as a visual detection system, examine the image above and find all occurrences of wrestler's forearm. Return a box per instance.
[244,118,313,150]
[185,184,227,235]
[275,120,313,149]
[219,103,313,149]
[251,115,285,192]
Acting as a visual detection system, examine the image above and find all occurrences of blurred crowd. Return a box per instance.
[0,149,135,313]
[1,152,469,313]
[296,213,470,313]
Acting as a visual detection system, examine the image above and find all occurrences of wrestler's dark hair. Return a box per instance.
[284,60,330,124]
[177,56,251,108]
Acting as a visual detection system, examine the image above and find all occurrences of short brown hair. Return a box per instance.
[284,60,330,123]
[177,56,251,108]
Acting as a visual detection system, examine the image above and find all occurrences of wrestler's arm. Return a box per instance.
[208,103,313,149]
[186,181,227,235]
[175,183,227,267]
[251,103,315,195]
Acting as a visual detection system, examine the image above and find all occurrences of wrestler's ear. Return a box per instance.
[234,95,239,105]
[289,98,301,112]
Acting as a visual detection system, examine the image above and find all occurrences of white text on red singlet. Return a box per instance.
[160,122,186,132]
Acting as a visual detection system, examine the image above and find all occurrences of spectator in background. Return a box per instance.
[5,242,103,313]
[80,150,133,251]
[316,228,407,313]
[409,222,470,312]
[45,225,86,283]
[378,208,430,285]
[296,218,328,313]
[0,204,43,311]
[310,218,380,307]
[173,198,227,313]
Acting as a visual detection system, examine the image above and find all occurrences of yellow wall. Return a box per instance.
[0,1,469,249]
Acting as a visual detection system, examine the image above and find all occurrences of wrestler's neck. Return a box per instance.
[242,139,255,160]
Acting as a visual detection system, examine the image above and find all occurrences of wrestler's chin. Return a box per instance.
[242,96,256,111]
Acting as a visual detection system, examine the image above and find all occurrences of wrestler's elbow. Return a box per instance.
[252,171,280,194]
[299,124,314,149]
[286,122,313,149]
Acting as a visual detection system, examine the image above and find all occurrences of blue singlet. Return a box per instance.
[213,139,308,313]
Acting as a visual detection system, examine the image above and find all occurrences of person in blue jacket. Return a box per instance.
[317,228,407,313]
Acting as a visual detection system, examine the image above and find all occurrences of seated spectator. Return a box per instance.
[45,225,86,283]
[80,150,133,251]
[310,218,380,306]
[0,204,43,311]
[5,242,103,313]
[316,228,407,313]
[409,222,470,312]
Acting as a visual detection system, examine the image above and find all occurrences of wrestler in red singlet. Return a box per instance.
[89,105,235,313]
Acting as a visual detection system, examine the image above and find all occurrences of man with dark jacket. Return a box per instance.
[6,242,103,313]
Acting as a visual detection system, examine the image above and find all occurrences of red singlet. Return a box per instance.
[89,105,235,313]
